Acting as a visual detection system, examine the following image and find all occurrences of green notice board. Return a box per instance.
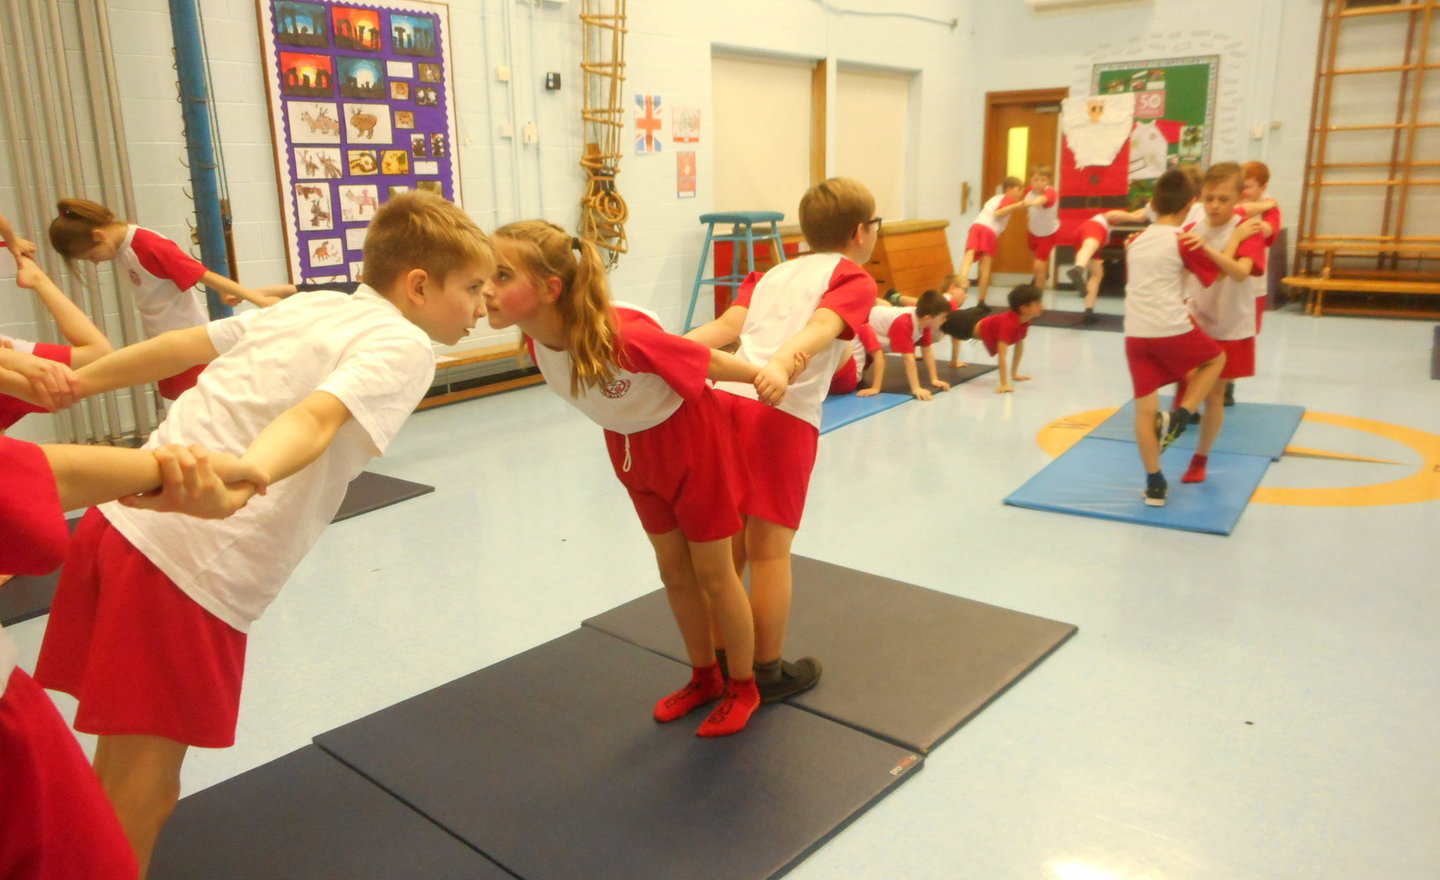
[1092,56,1219,204]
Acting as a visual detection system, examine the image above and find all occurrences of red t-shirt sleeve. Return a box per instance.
[817,260,879,341]
[0,436,69,575]
[857,323,881,354]
[920,327,933,347]
[998,312,1026,345]
[1177,240,1220,288]
[131,228,207,290]
[1262,206,1281,247]
[1237,232,1268,276]
[887,314,917,355]
[614,309,711,401]
[1043,188,1058,207]
[31,343,73,366]
[998,194,1017,209]
[730,271,764,309]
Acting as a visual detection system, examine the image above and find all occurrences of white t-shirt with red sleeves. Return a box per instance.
[1124,224,1220,338]
[1182,217,1267,341]
[98,286,435,631]
[841,323,881,378]
[116,224,210,338]
[1237,193,1282,299]
[1024,187,1060,237]
[529,304,710,434]
[713,253,876,430]
[867,305,932,354]
[973,194,1019,235]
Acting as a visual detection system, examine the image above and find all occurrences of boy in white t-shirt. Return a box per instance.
[1177,163,1268,484]
[33,192,493,877]
[867,290,953,399]
[957,177,1031,309]
[1022,167,1060,290]
[1123,169,1249,507]
[687,177,878,703]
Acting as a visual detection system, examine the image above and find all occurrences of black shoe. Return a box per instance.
[1066,265,1087,292]
[1081,309,1098,325]
[1144,471,1167,507]
[1154,409,1171,444]
[1223,382,1236,407]
[756,657,822,705]
[1159,408,1190,452]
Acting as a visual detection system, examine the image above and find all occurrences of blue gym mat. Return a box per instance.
[1085,398,1304,461]
[820,392,911,434]
[1003,437,1272,535]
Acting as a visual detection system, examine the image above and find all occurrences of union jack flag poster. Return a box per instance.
[635,94,664,154]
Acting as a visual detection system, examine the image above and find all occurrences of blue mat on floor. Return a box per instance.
[1003,437,1271,535]
[1085,398,1304,461]
[820,392,911,434]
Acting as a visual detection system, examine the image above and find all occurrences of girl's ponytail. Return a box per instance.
[50,198,119,259]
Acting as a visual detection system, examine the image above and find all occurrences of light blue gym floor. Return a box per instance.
[11,290,1440,879]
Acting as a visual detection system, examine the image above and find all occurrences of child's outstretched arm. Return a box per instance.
[754,309,845,405]
[1104,208,1148,224]
[685,303,746,349]
[204,271,282,309]
[922,344,950,393]
[238,389,355,485]
[994,340,1013,393]
[707,348,760,384]
[1012,339,1030,383]
[73,325,218,396]
[859,351,885,397]
[901,351,931,400]
[994,201,1030,219]
[0,210,37,259]
[0,346,81,410]
[42,443,267,515]
[14,257,113,367]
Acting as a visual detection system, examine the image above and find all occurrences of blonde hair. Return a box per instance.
[940,273,964,291]
[495,220,618,396]
[1000,176,1024,192]
[1029,165,1054,180]
[362,191,493,292]
[50,198,124,259]
[1178,163,1204,194]
[1203,161,1244,194]
[799,177,875,253]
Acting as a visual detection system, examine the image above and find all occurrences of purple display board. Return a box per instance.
[257,0,459,283]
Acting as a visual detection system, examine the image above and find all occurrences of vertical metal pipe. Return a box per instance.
[167,0,232,319]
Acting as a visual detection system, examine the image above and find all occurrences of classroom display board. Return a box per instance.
[257,0,460,284]
[1091,56,1218,206]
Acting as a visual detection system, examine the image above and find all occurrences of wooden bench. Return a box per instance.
[1282,275,1440,317]
[418,343,543,410]
[1287,241,1440,317]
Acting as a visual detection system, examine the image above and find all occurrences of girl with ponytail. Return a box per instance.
[486,219,794,737]
[49,199,279,399]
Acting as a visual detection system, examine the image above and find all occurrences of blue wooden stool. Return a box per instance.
[684,211,787,330]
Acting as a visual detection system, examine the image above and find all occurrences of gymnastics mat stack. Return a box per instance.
[1004,400,1305,535]
[151,558,1076,880]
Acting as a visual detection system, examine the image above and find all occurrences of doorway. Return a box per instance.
[981,88,1067,277]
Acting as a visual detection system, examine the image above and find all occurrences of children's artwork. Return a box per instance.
[349,260,365,279]
[258,0,460,284]
[287,101,342,143]
[380,149,410,175]
[295,183,333,229]
[673,107,699,143]
[331,5,381,51]
[1179,125,1205,160]
[275,2,329,47]
[296,147,343,178]
[635,94,663,154]
[309,237,344,266]
[339,184,380,221]
[677,150,696,198]
[344,102,391,143]
[1092,56,1218,203]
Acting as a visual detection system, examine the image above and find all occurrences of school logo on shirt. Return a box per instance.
[601,378,631,399]
[129,270,142,286]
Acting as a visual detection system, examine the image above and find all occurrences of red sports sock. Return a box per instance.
[1182,453,1209,483]
[653,663,724,722]
[695,678,761,738]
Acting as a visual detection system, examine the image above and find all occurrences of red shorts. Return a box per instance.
[828,356,860,396]
[33,509,247,748]
[716,391,819,531]
[0,669,138,880]
[1255,294,1267,333]
[1124,327,1223,399]
[1075,219,1108,249]
[1217,336,1255,379]
[1027,232,1058,261]
[964,224,999,257]
[157,363,206,401]
[604,388,742,544]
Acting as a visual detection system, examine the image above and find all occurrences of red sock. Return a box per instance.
[696,678,761,738]
[654,663,724,722]
[1182,454,1209,483]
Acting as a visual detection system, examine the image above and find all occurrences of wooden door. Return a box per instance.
[982,89,1066,274]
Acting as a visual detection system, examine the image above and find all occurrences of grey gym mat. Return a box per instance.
[315,627,923,880]
[148,745,510,880]
[330,470,435,523]
[1029,310,1126,332]
[879,355,996,394]
[0,517,79,627]
[584,556,1077,754]
[1431,325,1439,380]
[1,473,431,626]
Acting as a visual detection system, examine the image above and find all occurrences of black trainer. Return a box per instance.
[1081,308,1098,325]
[756,657,822,705]
[1159,408,1191,452]
[1066,265,1088,292]
[1223,381,1236,407]
[1144,471,1168,507]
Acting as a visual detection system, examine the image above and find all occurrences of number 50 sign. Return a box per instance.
[1134,90,1166,119]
